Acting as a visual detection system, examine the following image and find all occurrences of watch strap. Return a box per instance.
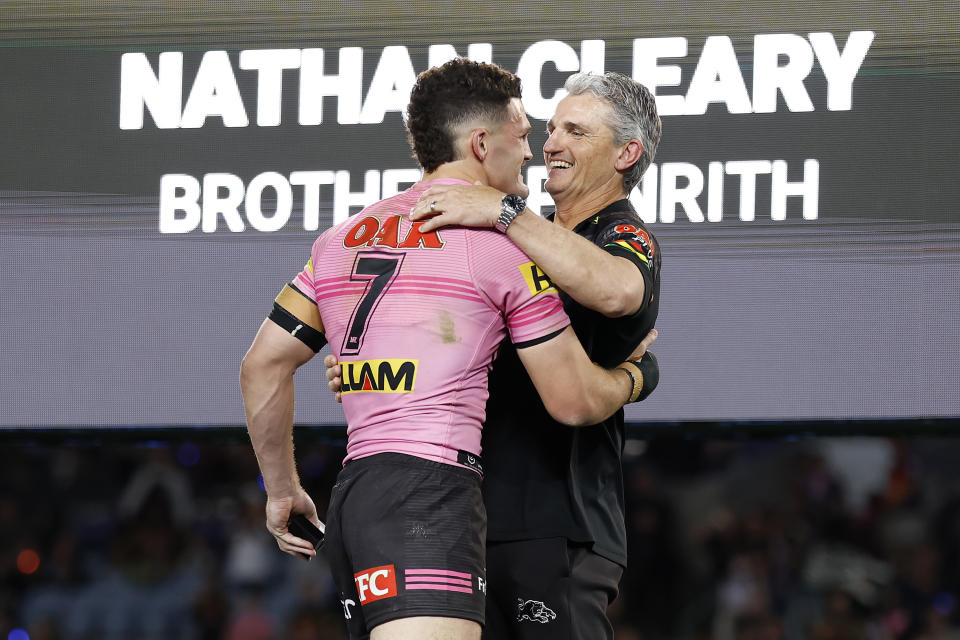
[495,195,526,234]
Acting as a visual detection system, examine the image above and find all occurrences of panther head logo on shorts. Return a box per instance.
[517,598,557,624]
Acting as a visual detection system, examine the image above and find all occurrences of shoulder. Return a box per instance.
[591,205,661,274]
[594,208,658,249]
[467,226,525,258]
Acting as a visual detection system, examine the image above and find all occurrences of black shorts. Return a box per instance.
[323,452,487,639]
[483,538,623,640]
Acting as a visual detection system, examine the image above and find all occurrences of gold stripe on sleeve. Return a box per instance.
[274,285,324,333]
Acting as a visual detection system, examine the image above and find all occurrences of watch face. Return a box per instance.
[504,194,526,212]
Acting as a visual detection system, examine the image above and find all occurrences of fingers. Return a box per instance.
[274,531,318,561]
[266,516,311,559]
[629,328,659,360]
[267,512,319,560]
[411,186,451,220]
[414,214,446,233]
[327,374,342,392]
[640,328,659,350]
[324,353,342,395]
[410,197,442,222]
[409,183,501,229]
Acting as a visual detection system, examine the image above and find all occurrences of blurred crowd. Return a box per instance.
[3,433,960,640]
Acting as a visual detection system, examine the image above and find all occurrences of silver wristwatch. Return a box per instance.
[494,194,526,234]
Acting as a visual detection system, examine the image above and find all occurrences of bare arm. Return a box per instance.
[502,211,645,317]
[240,318,322,559]
[516,326,654,426]
[411,184,646,317]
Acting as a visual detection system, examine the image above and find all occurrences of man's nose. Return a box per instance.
[543,130,560,154]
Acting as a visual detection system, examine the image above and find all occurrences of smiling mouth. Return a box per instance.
[549,160,572,171]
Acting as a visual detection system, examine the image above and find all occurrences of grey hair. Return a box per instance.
[563,72,661,192]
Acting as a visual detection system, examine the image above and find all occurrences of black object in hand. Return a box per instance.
[288,513,325,551]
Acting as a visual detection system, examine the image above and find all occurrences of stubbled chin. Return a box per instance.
[545,169,567,189]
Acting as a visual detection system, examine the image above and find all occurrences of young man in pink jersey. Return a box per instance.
[240,59,657,640]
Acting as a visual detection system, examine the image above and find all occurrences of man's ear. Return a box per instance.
[616,139,644,171]
[471,128,488,161]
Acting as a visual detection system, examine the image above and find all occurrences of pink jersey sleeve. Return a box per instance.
[291,230,335,303]
[467,230,570,346]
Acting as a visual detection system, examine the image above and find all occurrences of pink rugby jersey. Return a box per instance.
[291,179,570,470]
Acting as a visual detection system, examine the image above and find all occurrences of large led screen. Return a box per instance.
[1,2,957,427]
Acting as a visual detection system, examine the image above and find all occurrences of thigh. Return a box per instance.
[371,616,481,640]
[326,454,487,638]
[483,539,622,640]
[323,468,370,640]
[566,545,622,640]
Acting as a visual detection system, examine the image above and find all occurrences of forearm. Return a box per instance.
[507,212,643,316]
[412,186,643,315]
[566,352,657,425]
[241,360,301,498]
[570,362,635,426]
[519,327,634,427]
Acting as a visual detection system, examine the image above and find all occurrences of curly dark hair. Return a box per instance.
[406,58,522,172]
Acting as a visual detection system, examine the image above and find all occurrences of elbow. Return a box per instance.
[596,285,645,318]
[558,412,595,428]
[239,352,259,397]
[543,395,606,428]
[599,296,632,318]
[239,348,282,396]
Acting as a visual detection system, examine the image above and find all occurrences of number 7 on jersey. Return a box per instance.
[341,251,406,356]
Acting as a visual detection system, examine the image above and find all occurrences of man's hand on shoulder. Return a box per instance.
[410,183,505,233]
